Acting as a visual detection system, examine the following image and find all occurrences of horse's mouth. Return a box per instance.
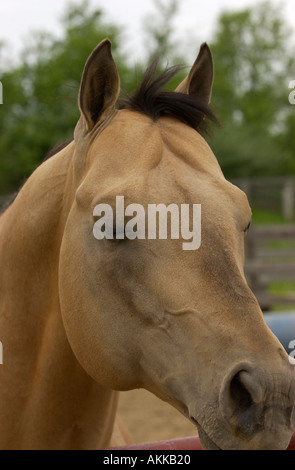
[190,417,221,450]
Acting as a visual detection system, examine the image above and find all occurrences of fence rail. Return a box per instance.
[232,177,295,221]
[110,431,295,450]
[245,224,295,310]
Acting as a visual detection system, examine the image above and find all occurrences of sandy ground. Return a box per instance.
[117,388,197,444]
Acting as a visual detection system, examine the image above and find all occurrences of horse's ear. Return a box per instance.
[175,43,213,104]
[78,39,120,131]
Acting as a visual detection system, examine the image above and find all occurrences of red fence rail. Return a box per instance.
[111,432,295,450]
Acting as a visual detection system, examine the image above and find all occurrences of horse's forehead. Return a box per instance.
[85,111,250,220]
[89,111,221,178]
[88,112,163,174]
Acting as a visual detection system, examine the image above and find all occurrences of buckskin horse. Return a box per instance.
[0,39,294,450]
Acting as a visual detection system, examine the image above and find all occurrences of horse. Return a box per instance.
[0,38,294,450]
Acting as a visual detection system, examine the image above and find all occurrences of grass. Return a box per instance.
[251,208,294,225]
[269,282,295,312]
[270,281,295,296]
[248,208,295,311]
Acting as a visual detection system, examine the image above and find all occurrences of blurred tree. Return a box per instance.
[208,1,295,177]
[278,113,295,174]
[0,0,130,193]
[143,0,179,60]
[139,0,187,90]
[1,0,295,196]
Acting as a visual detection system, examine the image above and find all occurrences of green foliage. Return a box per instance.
[125,0,187,92]
[251,208,290,225]
[143,0,179,61]
[0,0,187,194]
[0,0,295,195]
[0,1,129,193]
[208,2,295,177]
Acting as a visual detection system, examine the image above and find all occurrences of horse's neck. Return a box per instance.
[0,144,117,449]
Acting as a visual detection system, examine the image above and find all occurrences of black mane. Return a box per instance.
[118,56,218,132]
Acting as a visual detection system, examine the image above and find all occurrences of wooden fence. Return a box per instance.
[245,224,295,310]
[232,177,295,221]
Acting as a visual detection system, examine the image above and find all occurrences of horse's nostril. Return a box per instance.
[230,370,264,409]
[220,364,266,437]
[230,372,253,411]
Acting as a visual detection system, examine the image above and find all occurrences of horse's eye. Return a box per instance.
[244,221,251,234]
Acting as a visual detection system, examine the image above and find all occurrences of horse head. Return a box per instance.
[56,39,295,450]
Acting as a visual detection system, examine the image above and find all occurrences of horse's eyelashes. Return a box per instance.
[244,221,251,234]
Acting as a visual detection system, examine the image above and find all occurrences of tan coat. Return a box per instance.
[0,39,294,450]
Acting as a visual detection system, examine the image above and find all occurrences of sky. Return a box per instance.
[0,0,295,66]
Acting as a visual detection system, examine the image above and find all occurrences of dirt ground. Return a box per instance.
[117,388,197,444]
